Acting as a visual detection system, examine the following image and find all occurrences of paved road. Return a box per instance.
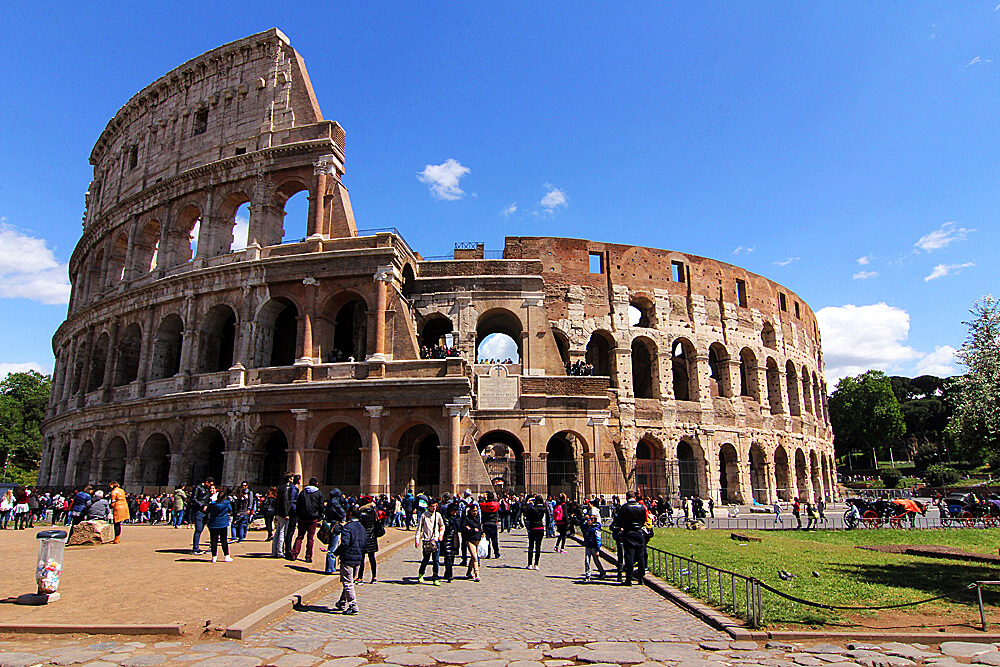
[255,530,726,644]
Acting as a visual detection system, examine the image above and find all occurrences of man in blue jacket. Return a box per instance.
[334,504,367,615]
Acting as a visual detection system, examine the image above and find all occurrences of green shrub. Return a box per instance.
[925,464,961,486]
[880,467,904,488]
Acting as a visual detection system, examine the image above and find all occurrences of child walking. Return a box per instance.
[581,512,606,580]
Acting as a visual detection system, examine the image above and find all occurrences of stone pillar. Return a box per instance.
[63,433,81,488]
[382,446,398,495]
[290,409,309,479]
[295,313,313,364]
[364,406,384,494]
[369,266,395,362]
[136,309,155,396]
[588,413,608,498]
[122,217,139,283]
[168,453,186,487]
[57,345,72,411]
[445,404,469,494]
[178,295,196,378]
[694,353,710,402]
[725,359,741,399]
[98,238,112,295]
[101,317,119,402]
[311,165,327,237]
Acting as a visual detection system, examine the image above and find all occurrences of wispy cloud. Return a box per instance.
[0,361,46,378]
[417,159,470,201]
[914,221,974,251]
[0,220,71,305]
[924,262,975,282]
[966,56,993,67]
[540,185,567,213]
[733,245,756,255]
[853,270,878,280]
[772,257,799,266]
[501,203,517,218]
[856,255,872,265]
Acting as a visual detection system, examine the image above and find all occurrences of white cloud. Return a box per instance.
[501,203,517,218]
[924,262,975,282]
[816,303,921,385]
[853,270,878,280]
[914,221,975,251]
[540,185,567,212]
[856,255,872,265]
[0,362,46,378]
[772,257,799,266]
[0,221,70,305]
[913,345,958,377]
[733,245,756,255]
[417,159,470,201]
[477,333,519,363]
[967,56,992,67]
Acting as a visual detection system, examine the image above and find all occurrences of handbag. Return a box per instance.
[373,521,386,538]
[422,538,437,554]
[317,522,331,545]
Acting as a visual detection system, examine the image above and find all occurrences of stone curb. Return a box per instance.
[223,532,412,640]
[0,623,185,635]
[574,535,752,640]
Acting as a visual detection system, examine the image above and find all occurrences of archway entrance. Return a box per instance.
[326,426,363,492]
[258,429,288,487]
[102,437,127,485]
[774,446,791,500]
[718,443,740,503]
[586,331,615,386]
[635,438,666,498]
[138,434,170,488]
[476,309,522,364]
[189,427,226,485]
[75,440,94,487]
[395,424,441,495]
[478,430,525,494]
[795,449,809,500]
[546,432,579,499]
[749,444,768,504]
[677,441,699,498]
[334,300,368,362]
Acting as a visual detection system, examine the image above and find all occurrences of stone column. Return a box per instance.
[369,266,395,362]
[122,216,139,283]
[290,409,309,479]
[136,309,155,397]
[178,294,196,378]
[63,433,81,488]
[168,453,186,487]
[98,238,112,296]
[725,359,741,399]
[57,345,72,411]
[588,413,608,497]
[694,353,710,402]
[445,404,469,494]
[311,159,335,237]
[76,328,95,408]
[101,317,119,402]
[364,406,384,494]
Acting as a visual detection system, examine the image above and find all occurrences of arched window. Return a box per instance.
[420,315,454,351]
[801,364,812,414]
[88,332,110,392]
[774,446,791,500]
[672,339,698,402]
[200,304,237,373]
[165,204,201,267]
[75,440,94,487]
[739,347,759,400]
[795,448,809,500]
[150,314,184,380]
[629,296,655,328]
[258,428,288,487]
[761,322,777,350]
[134,220,161,274]
[635,437,666,498]
[749,444,768,504]
[631,337,658,399]
[334,299,368,362]
[401,264,416,298]
[785,360,801,416]
[708,343,732,398]
[546,432,579,499]
[586,331,616,386]
[395,424,441,493]
[718,443,740,503]
[108,233,128,285]
[232,201,251,252]
[114,323,142,386]
[255,299,298,367]
[87,249,104,301]
[476,308,522,363]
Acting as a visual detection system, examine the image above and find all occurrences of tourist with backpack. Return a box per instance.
[290,477,324,563]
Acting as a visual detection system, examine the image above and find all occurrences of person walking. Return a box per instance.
[805,502,818,530]
[522,495,548,570]
[461,502,483,581]
[206,487,233,563]
[109,481,130,544]
[283,474,301,559]
[261,487,277,541]
[415,499,445,584]
[553,493,570,553]
[357,495,382,583]
[581,512,606,580]
[230,482,253,543]
[290,477,324,563]
[191,477,214,554]
[792,497,802,529]
[440,501,461,582]
[334,504,366,614]
[324,488,347,575]
[171,486,187,528]
[480,492,501,558]
[272,473,293,558]
[612,491,647,586]
[772,500,783,526]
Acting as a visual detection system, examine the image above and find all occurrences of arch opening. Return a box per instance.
[476,309,522,364]
[258,429,289,488]
[786,360,801,417]
[708,343,732,398]
[672,338,698,402]
[677,440,700,498]
[395,424,441,494]
[255,299,298,367]
[88,332,110,392]
[636,437,666,498]
[189,427,226,484]
[74,440,94,487]
[102,437,127,485]
[718,443,740,504]
[138,434,171,488]
[478,430,525,494]
[765,357,783,414]
[774,446,791,501]
[586,330,616,386]
[546,432,580,499]
[749,444,768,504]
[631,337,658,399]
[334,299,368,362]
[739,348,759,400]
[114,323,142,386]
[150,314,184,380]
[326,425,363,491]
[200,305,237,373]
[762,322,777,349]
[795,449,809,500]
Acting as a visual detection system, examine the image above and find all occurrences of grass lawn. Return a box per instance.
[626,528,1000,628]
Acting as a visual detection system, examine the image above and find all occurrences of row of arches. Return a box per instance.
[73,182,311,312]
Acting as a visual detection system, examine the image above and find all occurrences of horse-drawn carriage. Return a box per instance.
[940,493,1000,527]
[844,497,926,529]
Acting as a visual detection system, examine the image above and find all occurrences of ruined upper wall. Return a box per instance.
[84,28,339,226]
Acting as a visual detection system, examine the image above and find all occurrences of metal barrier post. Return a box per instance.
[696,562,701,596]
[978,583,986,631]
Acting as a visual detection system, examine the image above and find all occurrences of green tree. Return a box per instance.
[0,370,51,484]
[947,295,1000,465]
[829,370,905,464]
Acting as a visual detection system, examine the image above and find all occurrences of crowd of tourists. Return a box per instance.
[419,345,461,359]
[565,360,595,376]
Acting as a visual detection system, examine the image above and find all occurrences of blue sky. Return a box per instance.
[1,2,996,385]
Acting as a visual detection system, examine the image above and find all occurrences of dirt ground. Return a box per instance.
[0,523,407,632]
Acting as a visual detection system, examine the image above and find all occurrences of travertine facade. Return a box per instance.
[40,29,835,504]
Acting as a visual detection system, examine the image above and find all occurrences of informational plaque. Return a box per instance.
[477,365,519,410]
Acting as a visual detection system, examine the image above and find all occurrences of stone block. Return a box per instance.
[67,520,114,546]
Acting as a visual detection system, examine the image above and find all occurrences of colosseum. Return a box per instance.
[39,29,836,505]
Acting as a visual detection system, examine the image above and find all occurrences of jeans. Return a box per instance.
[584,546,605,577]
[555,524,569,551]
[419,544,439,579]
[337,563,357,610]
[0,509,10,529]
[272,516,288,557]
[283,516,298,557]
[172,509,185,527]
[231,513,248,542]
[325,532,342,574]
[192,510,207,552]
[391,511,405,528]
[527,530,543,566]
[483,523,500,557]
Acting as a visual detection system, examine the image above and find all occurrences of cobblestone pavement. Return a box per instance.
[257,531,726,643]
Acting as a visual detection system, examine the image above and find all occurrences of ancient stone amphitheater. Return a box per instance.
[39,29,835,504]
